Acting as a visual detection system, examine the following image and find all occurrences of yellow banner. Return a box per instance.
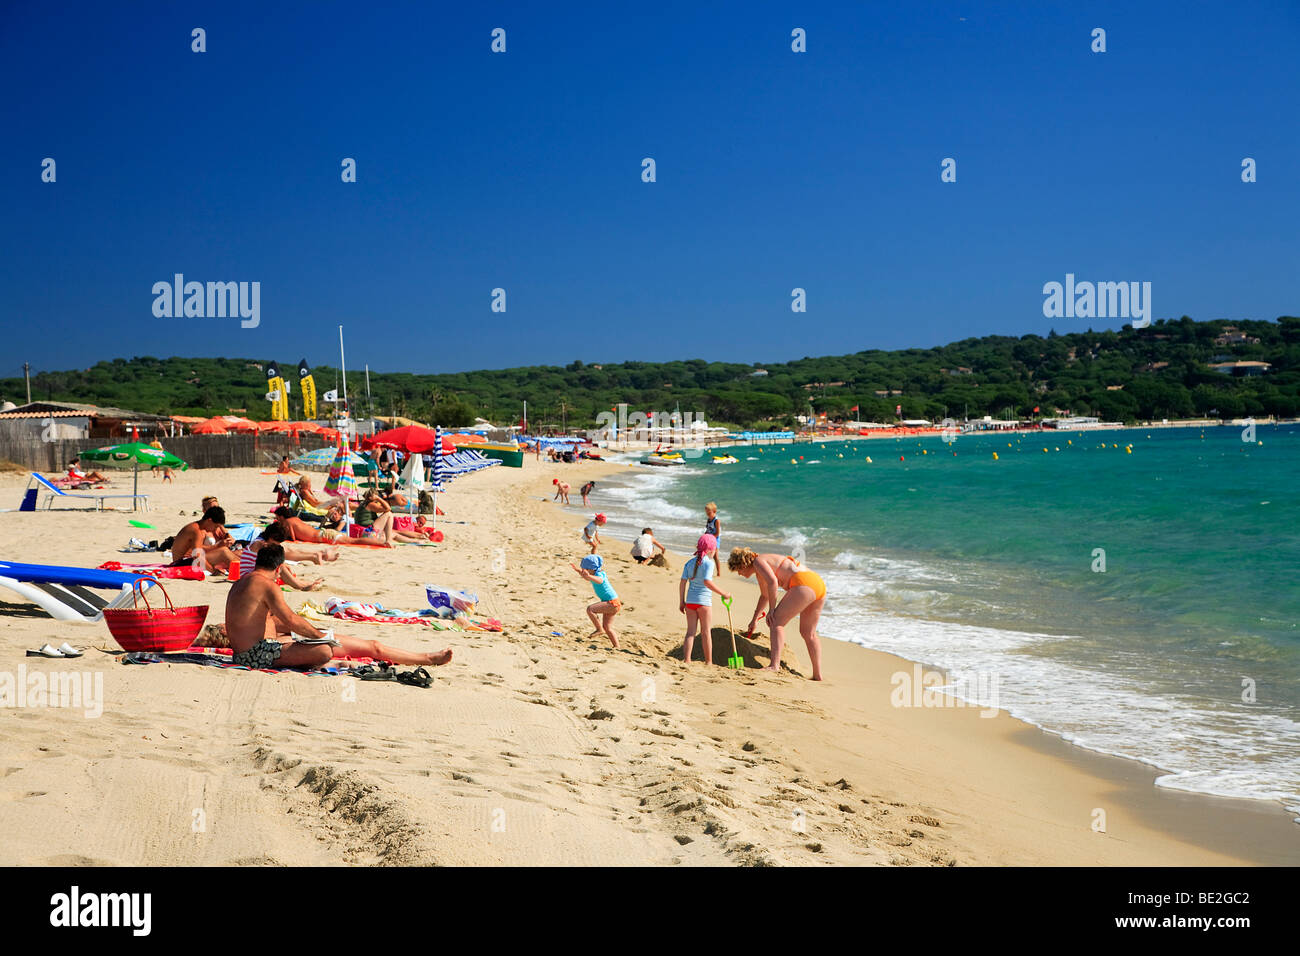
[300,374,317,420]
[268,376,289,420]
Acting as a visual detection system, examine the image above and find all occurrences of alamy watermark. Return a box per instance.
[890,663,999,717]
[1,665,103,718]
[1042,273,1150,328]
[594,405,712,458]
[152,274,260,328]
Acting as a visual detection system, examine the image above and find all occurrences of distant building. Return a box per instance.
[749,369,769,377]
[1214,330,1260,346]
[0,401,170,441]
[941,367,973,376]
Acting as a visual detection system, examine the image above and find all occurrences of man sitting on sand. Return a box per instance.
[226,544,452,669]
[169,506,238,572]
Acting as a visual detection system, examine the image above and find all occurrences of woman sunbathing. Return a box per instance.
[295,475,349,510]
[351,491,427,546]
[273,507,373,548]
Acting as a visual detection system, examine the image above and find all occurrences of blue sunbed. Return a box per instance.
[0,560,157,623]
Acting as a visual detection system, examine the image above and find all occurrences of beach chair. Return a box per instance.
[28,472,150,513]
[0,560,158,623]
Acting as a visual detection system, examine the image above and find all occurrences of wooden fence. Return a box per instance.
[0,434,339,473]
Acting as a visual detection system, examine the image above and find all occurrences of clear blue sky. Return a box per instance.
[3,1,1297,378]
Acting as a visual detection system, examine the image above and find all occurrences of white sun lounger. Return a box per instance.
[29,473,150,512]
[0,561,157,624]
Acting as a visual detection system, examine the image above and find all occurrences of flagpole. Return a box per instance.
[339,325,348,418]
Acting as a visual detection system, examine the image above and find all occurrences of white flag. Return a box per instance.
[323,389,339,402]
[266,390,281,402]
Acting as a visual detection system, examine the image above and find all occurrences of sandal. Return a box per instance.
[395,666,433,688]
[351,664,396,681]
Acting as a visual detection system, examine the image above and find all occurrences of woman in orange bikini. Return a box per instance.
[727,547,826,681]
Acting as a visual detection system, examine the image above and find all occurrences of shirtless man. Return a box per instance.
[170,506,237,572]
[225,544,452,669]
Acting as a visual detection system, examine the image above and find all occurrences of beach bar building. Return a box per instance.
[0,401,172,442]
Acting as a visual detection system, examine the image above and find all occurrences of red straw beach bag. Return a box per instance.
[103,578,209,653]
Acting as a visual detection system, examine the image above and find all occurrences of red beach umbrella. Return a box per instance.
[362,424,456,455]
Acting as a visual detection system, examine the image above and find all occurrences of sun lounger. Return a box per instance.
[0,560,158,623]
[28,472,149,512]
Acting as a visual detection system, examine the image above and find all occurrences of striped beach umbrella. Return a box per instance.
[324,442,359,499]
[429,425,445,528]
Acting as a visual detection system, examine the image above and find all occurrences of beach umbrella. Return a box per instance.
[428,425,446,529]
[324,442,359,500]
[80,442,188,510]
[191,418,229,434]
[219,415,260,433]
[290,446,373,471]
[362,424,456,455]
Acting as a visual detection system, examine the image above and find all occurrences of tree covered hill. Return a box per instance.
[5,317,1298,429]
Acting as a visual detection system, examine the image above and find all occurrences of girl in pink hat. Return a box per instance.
[678,534,730,665]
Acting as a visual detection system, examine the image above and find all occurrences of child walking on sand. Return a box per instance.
[570,555,620,647]
[582,513,606,553]
[679,534,730,665]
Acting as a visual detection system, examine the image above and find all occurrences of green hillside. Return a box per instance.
[5,317,1298,430]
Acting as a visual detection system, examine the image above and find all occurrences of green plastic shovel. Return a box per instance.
[721,596,744,669]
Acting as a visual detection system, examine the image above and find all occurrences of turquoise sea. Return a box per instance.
[591,424,1300,821]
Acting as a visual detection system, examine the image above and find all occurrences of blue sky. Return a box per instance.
[2,1,1297,377]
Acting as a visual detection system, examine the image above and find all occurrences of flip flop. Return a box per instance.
[395,667,433,688]
[351,664,396,681]
[27,644,64,658]
[57,643,84,658]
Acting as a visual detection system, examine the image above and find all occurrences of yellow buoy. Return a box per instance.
[866,456,872,462]
[922,449,928,455]
[1125,447,1132,454]
[1067,440,1072,445]
[993,452,999,460]
[1043,448,1048,453]
[790,458,797,464]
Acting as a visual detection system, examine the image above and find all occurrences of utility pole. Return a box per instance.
[24,362,32,404]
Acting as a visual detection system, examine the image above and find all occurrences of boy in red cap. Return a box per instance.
[582,513,606,553]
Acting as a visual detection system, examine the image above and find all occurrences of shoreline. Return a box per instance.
[536,459,1300,859]
[564,458,1300,848]
[0,462,1295,864]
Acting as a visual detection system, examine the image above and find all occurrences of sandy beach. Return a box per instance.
[0,460,1296,866]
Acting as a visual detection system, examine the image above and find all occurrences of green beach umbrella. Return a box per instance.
[80,442,189,506]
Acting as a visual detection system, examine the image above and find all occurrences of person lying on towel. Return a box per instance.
[225,544,453,670]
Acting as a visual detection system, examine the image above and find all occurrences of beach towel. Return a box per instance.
[96,561,206,581]
[120,645,374,675]
[299,599,502,632]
